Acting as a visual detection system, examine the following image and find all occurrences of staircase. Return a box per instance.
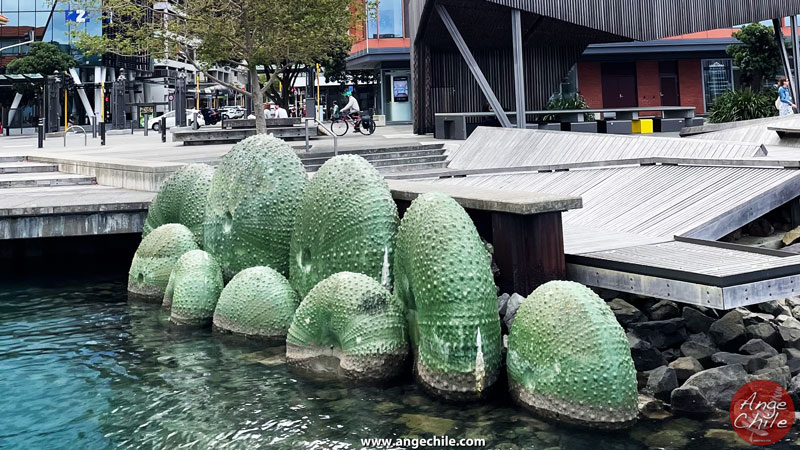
[0,157,97,188]
[299,144,448,174]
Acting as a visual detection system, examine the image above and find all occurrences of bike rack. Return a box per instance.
[304,118,338,156]
[64,125,88,147]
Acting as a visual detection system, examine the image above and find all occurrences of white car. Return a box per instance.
[148,110,205,131]
[219,106,245,119]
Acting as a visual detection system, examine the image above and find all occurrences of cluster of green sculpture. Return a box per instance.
[165,250,224,326]
[507,281,639,429]
[213,266,300,342]
[289,154,398,297]
[394,192,502,400]
[204,134,307,280]
[287,272,408,380]
[127,134,638,429]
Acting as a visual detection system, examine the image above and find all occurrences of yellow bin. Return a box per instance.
[633,119,654,134]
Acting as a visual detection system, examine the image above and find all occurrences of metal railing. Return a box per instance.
[304,117,338,155]
[64,125,88,147]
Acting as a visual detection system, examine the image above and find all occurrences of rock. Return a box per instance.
[497,293,511,316]
[503,293,526,329]
[595,288,620,300]
[751,365,791,388]
[628,333,667,371]
[628,318,688,349]
[757,300,792,317]
[395,414,456,435]
[778,314,800,330]
[711,352,767,373]
[682,307,715,333]
[156,355,178,367]
[783,225,800,245]
[682,364,750,409]
[793,306,800,320]
[670,385,715,417]
[680,341,717,367]
[642,429,689,449]
[669,357,704,383]
[779,325,800,349]
[787,297,800,309]
[745,323,782,349]
[646,366,679,402]
[662,348,681,363]
[709,311,747,351]
[788,374,800,405]
[740,310,774,327]
[739,339,778,357]
[747,218,774,237]
[783,243,800,254]
[784,348,800,376]
[649,301,680,321]
[638,394,670,420]
[608,298,646,326]
[704,429,749,448]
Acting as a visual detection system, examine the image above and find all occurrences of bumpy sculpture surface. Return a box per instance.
[128,223,199,301]
[286,272,408,381]
[507,281,638,429]
[142,164,214,245]
[212,266,300,341]
[165,250,224,326]
[393,192,501,400]
[289,154,398,297]
[203,134,307,279]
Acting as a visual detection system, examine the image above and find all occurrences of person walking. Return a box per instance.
[778,78,796,116]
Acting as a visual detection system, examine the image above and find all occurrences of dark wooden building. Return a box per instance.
[409,0,800,134]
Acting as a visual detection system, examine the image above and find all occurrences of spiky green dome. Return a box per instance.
[393,192,501,400]
[166,250,224,326]
[286,272,408,381]
[128,223,199,301]
[143,164,214,246]
[507,281,638,429]
[203,134,307,279]
[212,266,300,341]
[289,154,398,298]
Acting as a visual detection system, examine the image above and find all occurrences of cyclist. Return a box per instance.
[339,91,361,132]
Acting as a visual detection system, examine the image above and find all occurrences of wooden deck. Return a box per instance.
[685,115,800,148]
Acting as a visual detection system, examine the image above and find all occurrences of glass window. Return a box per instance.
[702,59,734,110]
[367,15,377,39]
[3,0,19,11]
[377,0,403,38]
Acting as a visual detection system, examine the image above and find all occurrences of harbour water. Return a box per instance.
[2,278,799,449]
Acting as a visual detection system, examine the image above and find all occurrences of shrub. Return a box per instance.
[708,88,777,123]
[542,93,594,122]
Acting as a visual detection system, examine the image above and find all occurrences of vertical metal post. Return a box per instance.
[304,118,310,152]
[792,16,800,94]
[161,116,167,143]
[92,114,97,138]
[774,19,799,103]
[37,122,44,148]
[144,114,149,136]
[511,9,526,129]
[192,111,199,130]
[100,122,106,145]
[131,117,135,134]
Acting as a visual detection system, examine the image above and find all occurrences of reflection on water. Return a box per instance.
[1,279,798,449]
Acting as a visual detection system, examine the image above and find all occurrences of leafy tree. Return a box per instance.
[708,87,777,123]
[6,41,75,75]
[728,23,782,90]
[73,0,362,134]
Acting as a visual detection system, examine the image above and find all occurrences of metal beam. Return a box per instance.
[792,15,800,95]
[435,4,512,128]
[774,18,798,102]
[511,9,526,128]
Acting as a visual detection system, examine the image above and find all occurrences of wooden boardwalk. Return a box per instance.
[685,115,800,148]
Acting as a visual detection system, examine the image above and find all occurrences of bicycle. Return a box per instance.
[330,109,376,136]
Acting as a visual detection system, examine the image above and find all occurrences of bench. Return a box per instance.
[222,117,301,130]
[768,126,800,139]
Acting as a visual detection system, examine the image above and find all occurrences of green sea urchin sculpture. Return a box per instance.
[507,281,638,429]
[166,250,224,326]
[212,266,300,341]
[393,192,501,400]
[143,164,214,246]
[203,134,307,279]
[286,272,408,381]
[128,223,199,301]
[289,154,398,298]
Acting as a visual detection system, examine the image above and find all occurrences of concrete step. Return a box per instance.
[0,172,97,189]
[297,143,444,160]
[305,155,447,172]
[0,155,26,163]
[300,149,445,166]
[0,161,59,174]
[374,161,449,174]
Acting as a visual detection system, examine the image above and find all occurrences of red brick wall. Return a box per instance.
[636,61,661,111]
[678,59,705,114]
[577,62,603,108]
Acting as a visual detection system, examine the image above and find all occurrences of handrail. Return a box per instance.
[64,125,88,147]
[304,117,338,156]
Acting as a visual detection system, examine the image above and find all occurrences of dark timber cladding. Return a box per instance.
[409,0,800,134]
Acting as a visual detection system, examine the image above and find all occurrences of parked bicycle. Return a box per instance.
[330,108,376,136]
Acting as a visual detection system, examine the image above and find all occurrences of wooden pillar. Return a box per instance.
[490,211,566,297]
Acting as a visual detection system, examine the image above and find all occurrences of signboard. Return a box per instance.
[65,10,90,23]
[393,76,408,102]
[168,93,175,101]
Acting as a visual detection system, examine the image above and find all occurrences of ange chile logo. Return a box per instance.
[729,380,795,445]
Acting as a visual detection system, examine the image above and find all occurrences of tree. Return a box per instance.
[6,41,76,75]
[727,23,782,90]
[73,0,362,134]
